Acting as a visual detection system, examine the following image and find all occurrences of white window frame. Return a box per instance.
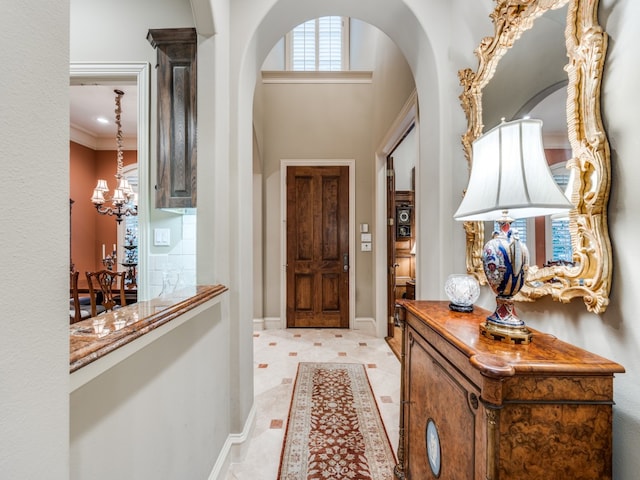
[545,162,572,263]
[285,16,350,71]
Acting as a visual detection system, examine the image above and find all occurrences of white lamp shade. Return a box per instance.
[112,188,126,205]
[95,179,109,192]
[118,178,134,197]
[454,118,573,221]
[91,189,105,204]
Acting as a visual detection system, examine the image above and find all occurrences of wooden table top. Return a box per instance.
[402,300,625,378]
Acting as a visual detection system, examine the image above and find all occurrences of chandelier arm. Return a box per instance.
[93,203,137,224]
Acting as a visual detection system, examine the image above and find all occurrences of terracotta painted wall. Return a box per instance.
[70,142,98,280]
[70,141,136,284]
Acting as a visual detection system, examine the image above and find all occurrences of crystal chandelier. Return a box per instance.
[90,89,138,224]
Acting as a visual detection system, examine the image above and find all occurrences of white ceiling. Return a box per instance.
[70,84,137,150]
[528,87,568,147]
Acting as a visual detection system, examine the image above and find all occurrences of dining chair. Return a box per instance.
[70,271,91,324]
[85,270,127,317]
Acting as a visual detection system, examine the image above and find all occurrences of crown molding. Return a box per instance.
[70,124,137,150]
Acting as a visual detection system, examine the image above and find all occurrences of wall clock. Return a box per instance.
[397,206,411,224]
[396,206,412,238]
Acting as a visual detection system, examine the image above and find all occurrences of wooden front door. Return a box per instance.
[286,165,349,328]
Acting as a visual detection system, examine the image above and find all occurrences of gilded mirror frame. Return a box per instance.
[458,0,612,313]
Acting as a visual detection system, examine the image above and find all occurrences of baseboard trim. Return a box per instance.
[253,318,265,331]
[257,317,379,335]
[353,317,376,335]
[207,403,257,480]
[264,317,283,330]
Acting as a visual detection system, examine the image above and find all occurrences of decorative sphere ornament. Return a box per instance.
[445,274,480,312]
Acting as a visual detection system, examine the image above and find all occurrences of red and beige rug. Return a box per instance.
[278,362,397,480]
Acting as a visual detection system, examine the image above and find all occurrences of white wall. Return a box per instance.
[601,2,640,472]
[391,122,417,191]
[0,2,70,478]
[70,301,230,479]
[349,19,378,71]
[70,0,194,60]
[5,0,640,478]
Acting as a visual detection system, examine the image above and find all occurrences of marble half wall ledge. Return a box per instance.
[70,284,228,380]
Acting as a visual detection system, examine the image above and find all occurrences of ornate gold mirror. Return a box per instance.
[458,0,612,313]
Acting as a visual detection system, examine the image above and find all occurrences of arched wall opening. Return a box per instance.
[234,0,445,337]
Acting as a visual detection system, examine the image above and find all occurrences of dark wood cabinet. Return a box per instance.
[396,301,624,480]
[394,191,414,300]
[147,28,197,209]
[405,279,415,300]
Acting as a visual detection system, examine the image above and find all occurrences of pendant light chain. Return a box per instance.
[114,89,125,182]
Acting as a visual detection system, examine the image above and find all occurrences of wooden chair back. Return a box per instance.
[85,270,127,317]
[70,271,82,324]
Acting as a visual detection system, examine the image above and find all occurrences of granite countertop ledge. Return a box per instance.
[70,284,228,373]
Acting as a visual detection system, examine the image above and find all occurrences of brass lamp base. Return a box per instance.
[480,321,532,345]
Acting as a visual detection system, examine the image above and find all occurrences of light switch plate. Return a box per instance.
[361,242,372,252]
[361,233,372,242]
[154,228,171,246]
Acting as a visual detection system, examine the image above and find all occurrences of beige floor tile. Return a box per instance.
[225,328,401,479]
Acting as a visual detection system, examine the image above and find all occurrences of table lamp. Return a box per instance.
[454,118,573,343]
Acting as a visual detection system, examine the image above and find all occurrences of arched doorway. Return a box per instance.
[239,3,442,337]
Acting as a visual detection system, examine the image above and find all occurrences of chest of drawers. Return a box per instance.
[396,301,624,480]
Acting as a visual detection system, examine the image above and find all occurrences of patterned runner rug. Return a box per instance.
[278,362,397,480]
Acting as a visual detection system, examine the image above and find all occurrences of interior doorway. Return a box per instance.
[384,121,417,357]
[69,62,150,300]
[286,165,350,328]
[280,160,356,329]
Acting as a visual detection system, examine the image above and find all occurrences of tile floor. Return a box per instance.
[224,328,401,479]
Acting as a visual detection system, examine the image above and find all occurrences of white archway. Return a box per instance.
[234,0,447,336]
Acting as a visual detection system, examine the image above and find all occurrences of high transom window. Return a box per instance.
[286,17,349,71]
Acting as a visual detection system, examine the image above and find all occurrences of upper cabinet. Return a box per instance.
[147,28,197,209]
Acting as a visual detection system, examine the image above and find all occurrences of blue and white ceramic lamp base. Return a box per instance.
[481,221,533,344]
